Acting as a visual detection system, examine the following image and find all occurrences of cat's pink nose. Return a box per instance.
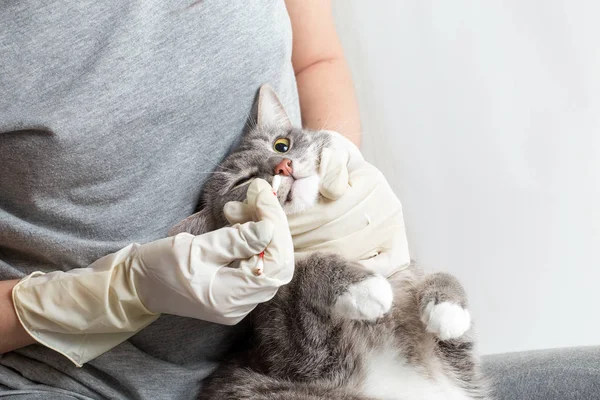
[274,159,293,176]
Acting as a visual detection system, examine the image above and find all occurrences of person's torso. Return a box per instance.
[0,1,299,398]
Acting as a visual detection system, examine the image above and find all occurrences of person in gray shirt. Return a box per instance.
[0,1,597,399]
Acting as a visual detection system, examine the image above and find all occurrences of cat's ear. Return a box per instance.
[257,84,292,130]
[168,208,212,236]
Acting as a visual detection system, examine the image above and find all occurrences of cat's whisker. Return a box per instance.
[195,171,230,176]
[317,112,332,132]
[242,108,258,132]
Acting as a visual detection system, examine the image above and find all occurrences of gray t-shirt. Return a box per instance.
[0,1,300,399]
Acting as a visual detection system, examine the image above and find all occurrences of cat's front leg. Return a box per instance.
[417,273,472,340]
[330,266,394,322]
[290,253,394,322]
[332,273,393,322]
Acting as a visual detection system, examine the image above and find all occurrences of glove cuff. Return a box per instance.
[12,248,159,367]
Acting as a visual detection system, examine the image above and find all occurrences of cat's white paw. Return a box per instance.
[333,275,393,321]
[421,301,471,340]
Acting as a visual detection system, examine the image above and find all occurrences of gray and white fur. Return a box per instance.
[170,85,490,400]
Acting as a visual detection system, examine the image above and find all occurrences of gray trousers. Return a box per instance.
[483,346,600,399]
[1,347,598,399]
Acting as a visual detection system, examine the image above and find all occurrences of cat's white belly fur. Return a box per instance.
[361,346,471,400]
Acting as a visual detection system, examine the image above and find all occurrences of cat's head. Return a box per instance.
[169,85,331,236]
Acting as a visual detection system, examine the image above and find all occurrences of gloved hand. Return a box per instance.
[290,130,411,277]
[12,179,293,367]
[224,131,410,277]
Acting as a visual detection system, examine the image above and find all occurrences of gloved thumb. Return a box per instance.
[224,201,254,225]
[245,179,293,280]
[224,178,281,225]
[234,220,275,258]
[319,148,349,200]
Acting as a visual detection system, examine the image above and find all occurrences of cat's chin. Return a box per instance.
[282,175,320,215]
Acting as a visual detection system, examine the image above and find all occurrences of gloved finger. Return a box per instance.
[357,244,411,278]
[244,178,273,203]
[323,130,364,161]
[233,179,284,227]
[255,191,294,280]
[245,179,294,281]
[358,251,396,278]
[246,179,287,225]
[224,201,254,225]
[192,219,274,265]
[319,148,349,200]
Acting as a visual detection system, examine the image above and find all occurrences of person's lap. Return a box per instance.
[1,346,599,399]
[483,346,600,400]
[0,391,85,399]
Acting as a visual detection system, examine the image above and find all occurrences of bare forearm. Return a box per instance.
[295,57,362,146]
[0,279,35,353]
[285,0,362,146]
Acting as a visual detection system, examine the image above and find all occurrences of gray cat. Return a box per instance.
[170,85,490,400]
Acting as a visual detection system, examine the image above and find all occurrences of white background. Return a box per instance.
[332,1,600,355]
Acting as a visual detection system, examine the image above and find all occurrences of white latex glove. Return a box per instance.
[292,131,411,277]
[224,131,410,277]
[12,179,293,367]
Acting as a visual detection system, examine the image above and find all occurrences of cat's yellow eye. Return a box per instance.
[273,138,290,153]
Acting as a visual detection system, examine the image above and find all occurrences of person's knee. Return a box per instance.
[483,346,600,400]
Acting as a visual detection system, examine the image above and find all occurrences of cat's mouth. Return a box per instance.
[276,174,320,215]
[285,187,293,203]
[275,175,294,205]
